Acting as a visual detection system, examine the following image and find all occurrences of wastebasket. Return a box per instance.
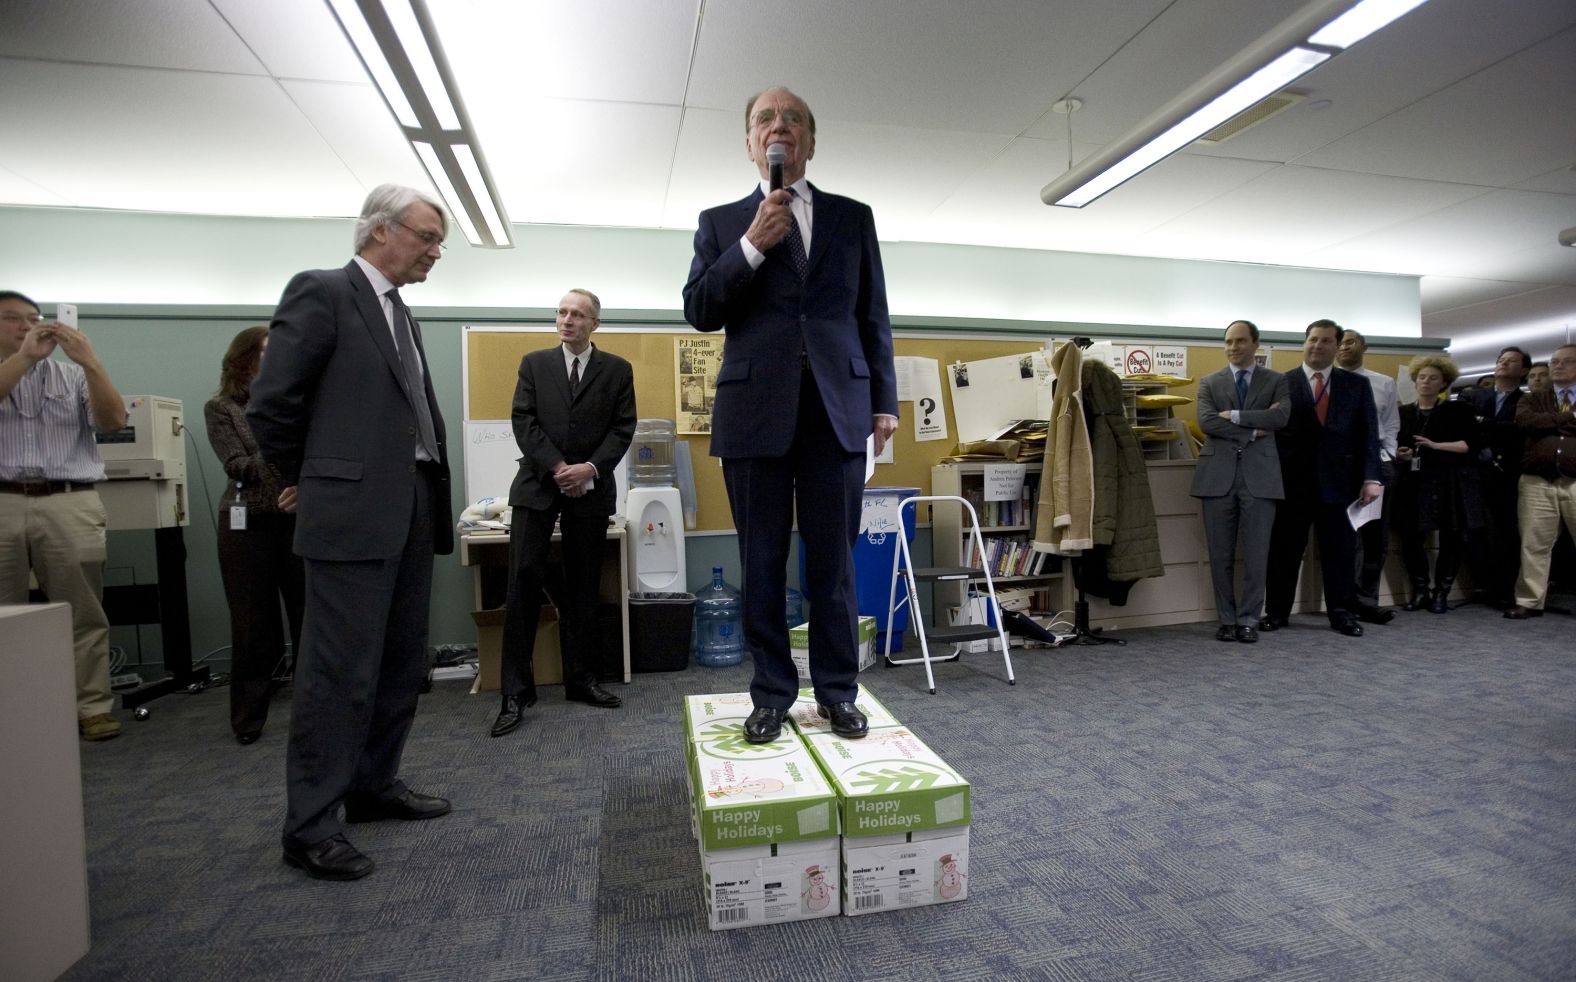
[628,592,695,672]
[854,486,919,653]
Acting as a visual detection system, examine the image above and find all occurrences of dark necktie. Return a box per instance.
[569,355,581,395]
[1235,369,1249,408]
[1313,371,1328,425]
[387,289,440,460]
[783,188,808,280]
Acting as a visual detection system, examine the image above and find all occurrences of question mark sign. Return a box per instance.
[919,397,936,426]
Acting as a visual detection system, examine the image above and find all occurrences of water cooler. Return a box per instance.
[624,419,685,592]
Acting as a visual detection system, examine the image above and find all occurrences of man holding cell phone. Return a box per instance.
[0,290,129,741]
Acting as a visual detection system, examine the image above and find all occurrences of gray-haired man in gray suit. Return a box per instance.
[1190,320,1291,643]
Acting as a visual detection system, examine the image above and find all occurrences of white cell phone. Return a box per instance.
[56,303,78,328]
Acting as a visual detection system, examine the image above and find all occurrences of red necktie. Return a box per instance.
[1313,372,1328,425]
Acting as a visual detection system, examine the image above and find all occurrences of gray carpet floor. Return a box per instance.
[65,599,1576,981]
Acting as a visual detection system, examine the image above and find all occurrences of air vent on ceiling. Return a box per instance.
[1198,91,1307,144]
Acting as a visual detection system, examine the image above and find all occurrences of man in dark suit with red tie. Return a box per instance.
[250,184,455,880]
[1261,319,1384,637]
[683,86,898,744]
[490,289,636,738]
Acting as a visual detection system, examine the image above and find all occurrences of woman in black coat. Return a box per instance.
[205,327,305,744]
[1393,354,1486,613]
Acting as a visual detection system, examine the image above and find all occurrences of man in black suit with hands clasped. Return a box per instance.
[491,289,636,738]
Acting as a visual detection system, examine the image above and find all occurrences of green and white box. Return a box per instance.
[802,727,971,837]
[787,683,901,734]
[682,691,759,748]
[700,837,842,930]
[790,615,877,680]
[691,731,840,851]
[842,826,971,915]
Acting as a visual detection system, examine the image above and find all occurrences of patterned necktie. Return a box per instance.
[569,355,581,395]
[782,188,808,280]
[387,289,440,460]
[1561,388,1573,414]
[1313,371,1328,425]
[1235,369,1249,408]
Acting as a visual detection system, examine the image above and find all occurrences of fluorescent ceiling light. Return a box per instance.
[326,0,514,248]
[1309,0,1431,49]
[1043,0,1433,209]
[1055,47,1329,208]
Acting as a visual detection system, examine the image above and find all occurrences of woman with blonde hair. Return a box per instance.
[205,326,304,744]
[1392,354,1486,612]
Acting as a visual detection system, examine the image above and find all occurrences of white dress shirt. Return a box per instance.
[739,176,813,269]
[353,256,433,462]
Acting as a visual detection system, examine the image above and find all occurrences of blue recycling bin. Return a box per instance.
[854,486,920,653]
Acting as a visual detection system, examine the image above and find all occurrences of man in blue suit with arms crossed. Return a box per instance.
[683,86,897,744]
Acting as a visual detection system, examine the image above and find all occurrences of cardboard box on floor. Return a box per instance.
[842,826,971,915]
[471,606,561,692]
[790,616,877,680]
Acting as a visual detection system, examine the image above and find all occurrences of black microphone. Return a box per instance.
[767,143,787,192]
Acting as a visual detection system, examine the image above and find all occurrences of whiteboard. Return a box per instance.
[463,420,519,504]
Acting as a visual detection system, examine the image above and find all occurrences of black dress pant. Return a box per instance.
[500,503,609,700]
[217,510,304,737]
[1265,490,1359,623]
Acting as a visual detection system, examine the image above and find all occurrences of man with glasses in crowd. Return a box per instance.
[0,290,128,741]
[249,184,455,881]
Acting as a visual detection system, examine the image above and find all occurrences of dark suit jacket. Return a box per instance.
[1459,385,1524,476]
[1190,366,1291,499]
[508,344,636,516]
[248,260,453,560]
[681,183,897,457]
[1276,366,1383,505]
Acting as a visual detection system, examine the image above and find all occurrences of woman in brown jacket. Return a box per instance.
[205,327,304,744]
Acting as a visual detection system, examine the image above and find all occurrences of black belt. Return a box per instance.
[0,480,97,496]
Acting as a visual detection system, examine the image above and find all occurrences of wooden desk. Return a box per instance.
[460,526,631,683]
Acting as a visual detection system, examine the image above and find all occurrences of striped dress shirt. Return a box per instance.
[0,357,107,483]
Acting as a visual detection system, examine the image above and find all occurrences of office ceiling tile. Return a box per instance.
[0,164,72,207]
[0,0,264,74]
[279,80,432,200]
[211,0,366,83]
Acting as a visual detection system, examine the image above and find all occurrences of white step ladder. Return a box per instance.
[882,494,1016,694]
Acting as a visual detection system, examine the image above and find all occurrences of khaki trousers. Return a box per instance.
[1514,474,1576,610]
[0,489,114,717]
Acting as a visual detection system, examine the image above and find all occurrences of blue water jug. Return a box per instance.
[694,566,746,667]
[784,585,805,633]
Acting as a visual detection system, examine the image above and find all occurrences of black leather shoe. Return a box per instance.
[818,702,869,739]
[743,706,787,744]
[1504,605,1539,619]
[344,789,452,823]
[490,694,536,737]
[282,833,373,881]
[235,732,260,746]
[1355,604,1395,625]
[1215,625,1236,642]
[1331,615,1363,637]
[1234,625,1258,644]
[1257,616,1287,632]
[565,683,621,708]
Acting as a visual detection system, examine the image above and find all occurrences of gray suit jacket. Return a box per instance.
[1190,365,1291,499]
[248,260,453,561]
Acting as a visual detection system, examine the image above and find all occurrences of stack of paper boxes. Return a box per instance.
[684,684,970,929]
[790,615,878,678]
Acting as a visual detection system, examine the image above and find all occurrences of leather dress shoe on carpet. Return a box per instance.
[1234,625,1258,643]
[490,693,536,737]
[818,702,869,739]
[743,706,788,744]
[235,732,260,746]
[282,833,373,881]
[566,683,621,708]
[344,789,451,823]
[1215,625,1236,642]
[1355,604,1395,625]
[1331,615,1363,637]
[1504,605,1541,619]
[1257,616,1287,633]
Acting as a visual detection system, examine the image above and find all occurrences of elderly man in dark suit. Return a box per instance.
[1191,320,1290,643]
[1458,345,1530,609]
[1261,319,1384,637]
[490,289,636,738]
[683,86,897,744]
[250,184,454,881]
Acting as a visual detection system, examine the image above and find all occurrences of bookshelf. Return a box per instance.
[929,462,1069,627]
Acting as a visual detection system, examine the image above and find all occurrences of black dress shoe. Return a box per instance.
[344,789,452,823]
[1215,625,1237,642]
[1504,605,1539,619]
[743,706,788,744]
[1331,615,1363,637]
[490,693,536,737]
[235,732,260,746]
[1355,604,1395,625]
[282,833,373,881]
[565,683,621,708]
[1234,625,1258,644]
[818,702,869,739]
[1257,616,1287,632]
